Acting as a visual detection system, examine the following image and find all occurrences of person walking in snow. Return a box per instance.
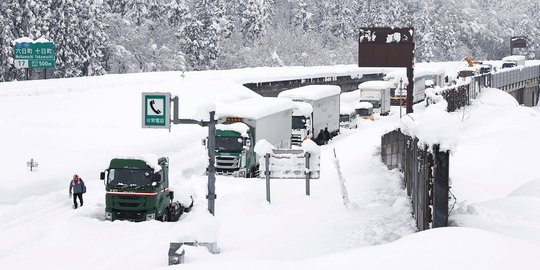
[69,174,86,209]
[324,127,332,143]
[316,129,326,145]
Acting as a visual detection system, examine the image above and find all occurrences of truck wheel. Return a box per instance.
[160,208,170,222]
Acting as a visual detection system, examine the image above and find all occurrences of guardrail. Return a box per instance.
[429,64,540,112]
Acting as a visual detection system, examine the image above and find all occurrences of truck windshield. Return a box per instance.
[361,100,380,108]
[292,116,307,129]
[357,108,371,116]
[216,136,243,152]
[458,70,476,77]
[339,114,350,122]
[108,168,155,187]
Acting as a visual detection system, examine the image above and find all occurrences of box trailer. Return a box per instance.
[358,81,392,116]
[278,85,341,146]
[214,97,293,177]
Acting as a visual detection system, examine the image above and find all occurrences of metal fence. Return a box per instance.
[492,65,540,88]
[436,64,540,112]
[381,129,449,231]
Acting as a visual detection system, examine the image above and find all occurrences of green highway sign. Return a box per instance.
[13,41,55,69]
[142,92,171,129]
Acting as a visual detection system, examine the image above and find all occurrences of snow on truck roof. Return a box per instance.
[277,85,341,101]
[112,153,162,171]
[340,104,356,114]
[293,101,313,116]
[502,55,526,62]
[217,97,293,120]
[355,101,374,109]
[358,80,393,90]
[216,122,249,137]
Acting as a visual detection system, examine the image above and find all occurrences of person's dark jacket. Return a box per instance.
[324,127,331,141]
[316,129,326,145]
[69,179,86,194]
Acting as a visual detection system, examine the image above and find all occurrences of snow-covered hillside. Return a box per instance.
[1,67,540,269]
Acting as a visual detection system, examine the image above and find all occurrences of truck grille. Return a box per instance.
[215,156,239,169]
[112,196,145,209]
[215,156,240,174]
[114,211,145,221]
[291,134,303,146]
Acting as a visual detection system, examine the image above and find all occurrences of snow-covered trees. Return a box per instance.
[317,0,355,39]
[1,0,540,81]
[0,0,108,80]
[49,0,108,77]
[238,0,266,43]
[182,0,232,70]
[290,0,313,32]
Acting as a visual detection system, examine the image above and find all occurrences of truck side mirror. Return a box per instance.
[100,171,105,180]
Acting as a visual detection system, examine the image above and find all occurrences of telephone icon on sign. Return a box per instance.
[150,100,162,114]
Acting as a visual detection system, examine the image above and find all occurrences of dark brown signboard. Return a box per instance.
[511,36,527,49]
[358,27,414,68]
[358,27,415,113]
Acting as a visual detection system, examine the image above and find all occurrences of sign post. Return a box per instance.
[142,93,217,216]
[26,158,39,171]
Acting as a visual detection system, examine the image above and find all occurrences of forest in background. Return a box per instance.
[1,0,539,81]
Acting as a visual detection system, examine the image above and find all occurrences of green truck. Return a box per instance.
[214,97,293,178]
[100,156,193,222]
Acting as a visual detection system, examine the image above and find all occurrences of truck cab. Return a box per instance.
[214,97,293,178]
[278,85,341,144]
[214,122,256,177]
[502,55,525,68]
[355,101,374,120]
[339,104,358,129]
[100,155,192,222]
[290,102,313,146]
[457,68,477,78]
[358,81,392,116]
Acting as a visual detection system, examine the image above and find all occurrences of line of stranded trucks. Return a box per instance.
[98,84,392,222]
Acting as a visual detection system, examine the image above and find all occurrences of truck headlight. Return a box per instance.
[239,170,245,177]
[105,212,112,221]
[146,213,156,221]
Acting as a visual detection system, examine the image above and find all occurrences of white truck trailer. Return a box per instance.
[278,85,341,146]
[358,81,392,116]
[339,90,360,129]
[215,97,293,177]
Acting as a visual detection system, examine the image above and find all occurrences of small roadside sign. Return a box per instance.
[142,92,171,129]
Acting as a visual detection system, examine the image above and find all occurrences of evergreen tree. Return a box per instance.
[0,1,12,81]
[147,0,166,27]
[290,0,313,32]
[183,0,231,70]
[239,0,266,44]
[318,0,355,39]
[106,0,128,16]
[78,0,108,75]
[125,0,149,26]
[167,0,190,28]
[49,0,108,77]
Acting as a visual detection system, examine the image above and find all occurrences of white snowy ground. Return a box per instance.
[1,66,540,269]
